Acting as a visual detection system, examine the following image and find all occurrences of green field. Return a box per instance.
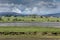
[0,16,60,22]
[0,26,60,35]
[0,26,60,38]
[0,26,59,32]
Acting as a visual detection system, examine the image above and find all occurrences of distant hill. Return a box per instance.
[43,13,60,17]
[0,12,60,17]
[0,12,27,17]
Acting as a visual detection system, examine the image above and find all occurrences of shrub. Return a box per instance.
[57,20,60,22]
[0,17,2,21]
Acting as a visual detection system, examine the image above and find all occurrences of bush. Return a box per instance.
[57,20,60,22]
[0,17,2,21]
[31,19,35,21]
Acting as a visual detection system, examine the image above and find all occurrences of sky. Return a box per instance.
[0,0,60,15]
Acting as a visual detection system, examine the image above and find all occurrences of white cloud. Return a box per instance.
[32,7,39,14]
[12,7,22,13]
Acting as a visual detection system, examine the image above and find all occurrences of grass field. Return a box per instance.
[0,26,59,32]
[0,26,60,39]
[0,16,60,22]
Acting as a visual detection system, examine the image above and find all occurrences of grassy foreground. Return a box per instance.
[0,26,60,38]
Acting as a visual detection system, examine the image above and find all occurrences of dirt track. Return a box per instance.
[0,22,60,27]
[0,38,60,40]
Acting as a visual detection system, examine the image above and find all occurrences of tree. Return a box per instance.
[0,17,2,21]
[5,14,12,17]
[40,16,43,18]
[57,20,59,22]
[30,14,37,18]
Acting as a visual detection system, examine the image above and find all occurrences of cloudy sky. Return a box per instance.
[0,0,60,15]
